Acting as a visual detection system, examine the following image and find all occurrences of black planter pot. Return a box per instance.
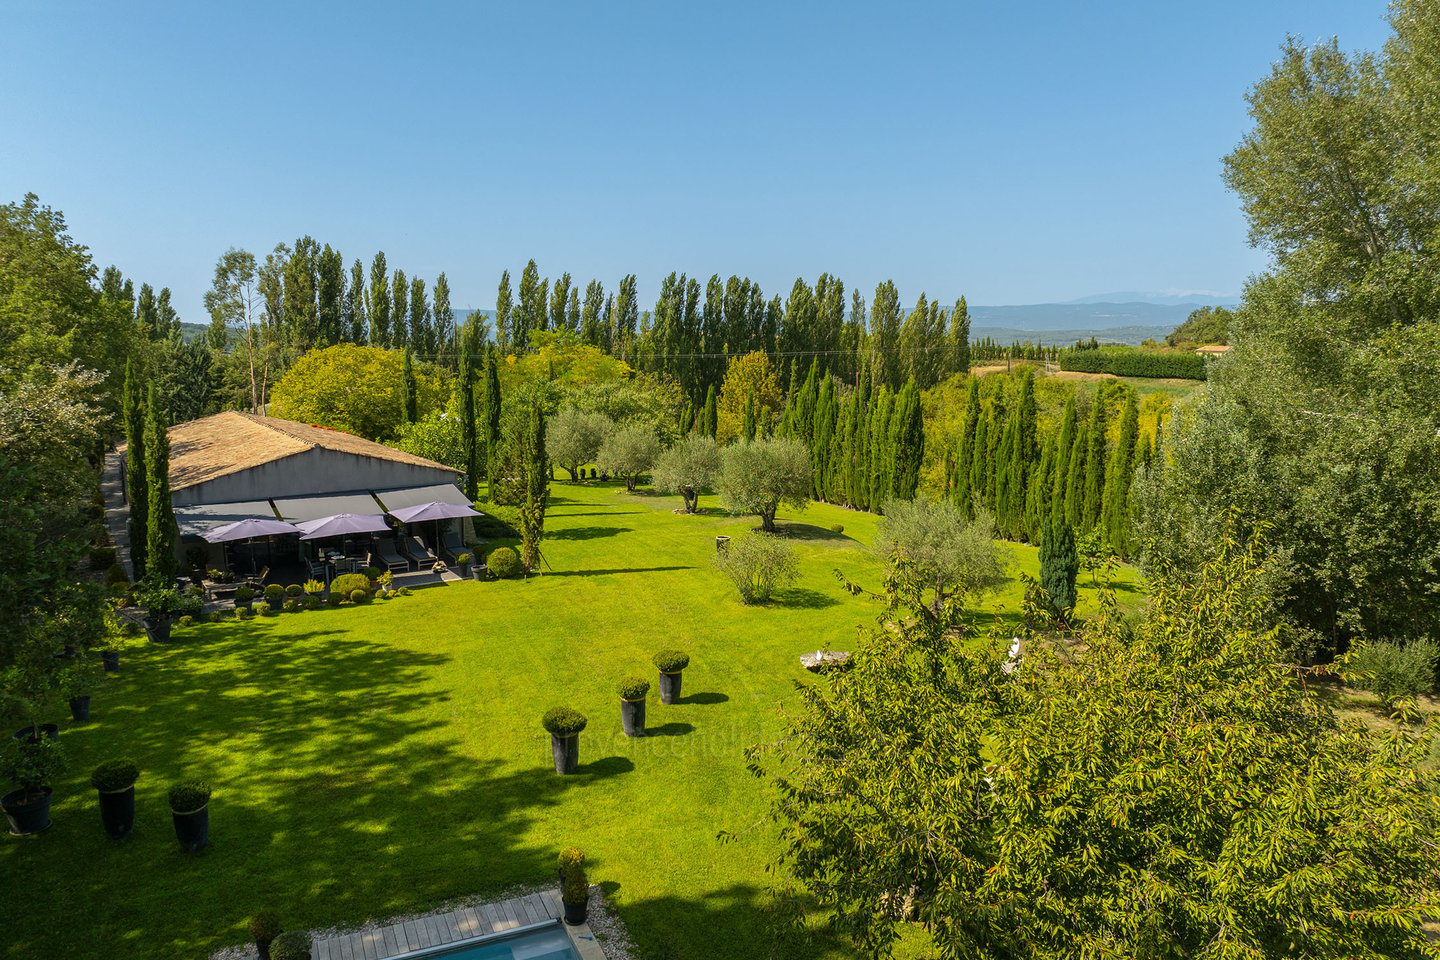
[12,723,59,743]
[144,616,172,645]
[171,803,209,852]
[98,786,135,839]
[2,786,53,835]
[658,671,683,705]
[471,565,486,582]
[457,563,471,579]
[68,696,91,722]
[563,899,588,926]
[234,597,252,610]
[551,733,579,775]
[620,699,646,737]
[101,650,120,672]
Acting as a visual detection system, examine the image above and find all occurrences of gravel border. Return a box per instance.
[208,883,637,960]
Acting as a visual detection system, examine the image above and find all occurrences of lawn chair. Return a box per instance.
[441,528,468,563]
[402,535,438,566]
[371,540,410,574]
[244,566,270,590]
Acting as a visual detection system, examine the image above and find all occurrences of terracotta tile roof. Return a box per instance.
[159,411,454,492]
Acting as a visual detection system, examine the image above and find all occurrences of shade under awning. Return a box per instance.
[272,491,386,523]
[374,483,473,512]
[173,499,280,538]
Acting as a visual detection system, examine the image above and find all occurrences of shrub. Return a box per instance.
[653,649,691,673]
[331,573,370,597]
[234,586,255,602]
[168,779,211,812]
[304,594,322,610]
[104,563,130,587]
[618,676,651,701]
[1059,346,1207,380]
[829,523,844,534]
[349,589,368,603]
[487,546,521,579]
[302,579,325,596]
[1348,639,1440,705]
[90,759,139,792]
[558,846,586,875]
[712,532,798,603]
[252,601,271,616]
[264,584,284,603]
[476,503,521,538]
[89,546,117,570]
[249,910,282,954]
[455,552,472,566]
[178,615,194,628]
[360,566,382,581]
[269,931,312,960]
[327,590,345,606]
[542,707,588,737]
[282,598,302,614]
[562,873,589,906]
[285,584,304,599]
[234,607,251,621]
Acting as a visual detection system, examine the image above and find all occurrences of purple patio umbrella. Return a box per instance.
[388,501,482,524]
[295,513,391,541]
[202,517,302,543]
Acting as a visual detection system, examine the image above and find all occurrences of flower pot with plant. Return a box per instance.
[652,649,690,704]
[60,659,102,722]
[90,758,139,839]
[264,584,285,607]
[542,707,587,774]
[618,677,650,737]
[249,910,282,960]
[455,553,472,577]
[233,586,255,610]
[137,576,183,644]
[169,779,211,852]
[558,847,589,925]
[1,735,65,835]
[269,930,312,960]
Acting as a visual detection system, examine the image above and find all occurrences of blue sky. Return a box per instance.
[0,1,1394,320]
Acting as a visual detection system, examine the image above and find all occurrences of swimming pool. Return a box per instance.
[389,921,580,960]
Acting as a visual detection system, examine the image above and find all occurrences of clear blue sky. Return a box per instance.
[0,1,1394,320]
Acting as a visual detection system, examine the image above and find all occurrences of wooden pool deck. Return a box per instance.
[311,888,605,960]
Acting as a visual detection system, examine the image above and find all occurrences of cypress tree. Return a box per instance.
[983,397,1006,510]
[969,401,990,509]
[459,324,479,501]
[812,376,836,498]
[1101,391,1140,555]
[123,360,149,580]
[1065,424,1088,529]
[1051,395,1078,523]
[144,385,176,583]
[1082,391,1109,531]
[401,345,418,426]
[953,377,980,515]
[1026,434,1057,542]
[482,346,502,499]
[868,387,894,510]
[1039,515,1079,615]
[702,385,718,438]
[890,379,924,500]
[994,407,1020,536]
[1152,414,1165,472]
[743,393,756,442]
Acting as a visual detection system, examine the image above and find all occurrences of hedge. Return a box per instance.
[1059,347,1207,380]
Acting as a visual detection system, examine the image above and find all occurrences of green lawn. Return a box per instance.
[2,483,1139,960]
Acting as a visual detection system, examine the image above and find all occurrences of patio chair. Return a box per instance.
[371,540,410,574]
[244,566,270,589]
[441,528,468,563]
[402,535,438,566]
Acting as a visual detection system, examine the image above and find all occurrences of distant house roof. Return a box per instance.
[161,411,452,492]
[1195,344,1233,354]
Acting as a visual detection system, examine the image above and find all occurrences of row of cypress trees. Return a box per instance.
[122,360,177,583]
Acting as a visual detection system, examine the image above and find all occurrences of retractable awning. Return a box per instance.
[272,491,386,523]
[173,499,280,538]
[373,483,472,512]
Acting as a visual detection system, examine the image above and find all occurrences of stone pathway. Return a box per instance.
[100,449,133,581]
[311,888,604,960]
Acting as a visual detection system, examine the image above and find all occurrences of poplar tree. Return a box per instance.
[433,273,454,369]
[951,296,971,375]
[144,384,176,583]
[953,377,980,515]
[1101,391,1140,555]
[1082,391,1109,530]
[391,268,409,347]
[368,252,390,346]
[409,276,429,354]
[482,346,502,498]
[346,259,367,343]
[401,346,418,426]
[124,360,149,580]
[458,323,479,501]
[496,269,513,353]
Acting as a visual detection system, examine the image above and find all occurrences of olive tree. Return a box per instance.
[596,424,661,491]
[718,437,811,532]
[712,532,798,603]
[748,530,1440,958]
[651,435,721,513]
[546,406,613,481]
[873,497,1007,612]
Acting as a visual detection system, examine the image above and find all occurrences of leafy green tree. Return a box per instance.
[518,399,548,571]
[742,393,756,442]
[390,268,408,348]
[751,528,1440,958]
[1165,305,1232,347]
[874,497,1007,612]
[457,318,479,500]
[495,269,513,353]
[482,346,502,498]
[718,437,811,532]
[546,407,614,480]
[401,346,418,426]
[268,344,444,441]
[701,384,717,438]
[712,532,798,604]
[653,435,722,513]
[408,276,429,355]
[1039,514,1079,615]
[432,273,454,369]
[1080,392,1107,530]
[717,351,782,444]
[1050,395,1078,523]
[367,253,390,347]
[888,379,924,500]
[1100,391,1139,555]
[345,259,366,344]
[396,410,465,471]
[950,295,971,374]
[123,360,148,580]
[144,384,176,582]
[597,424,661,492]
[316,244,344,345]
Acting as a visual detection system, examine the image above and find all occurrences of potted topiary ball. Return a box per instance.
[542,707,588,774]
[558,847,589,925]
[652,649,691,704]
[90,758,139,839]
[169,779,212,852]
[455,552,472,578]
[269,930,312,960]
[233,586,255,610]
[618,677,650,737]
[264,584,285,607]
[249,910,283,960]
[487,546,521,580]
[137,577,182,644]
[1,736,65,835]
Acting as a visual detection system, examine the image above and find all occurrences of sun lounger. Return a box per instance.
[402,535,437,566]
[371,541,410,574]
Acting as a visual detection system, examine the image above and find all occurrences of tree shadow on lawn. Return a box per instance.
[643,722,694,737]
[678,692,728,706]
[3,620,638,960]
[545,510,644,518]
[607,881,843,960]
[774,521,853,543]
[544,565,694,577]
[770,587,841,610]
[546,526,633,541]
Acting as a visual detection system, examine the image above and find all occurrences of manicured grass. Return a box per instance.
[1,483,1139,960]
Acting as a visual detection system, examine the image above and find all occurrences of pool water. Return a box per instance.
[424,923,579,960]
